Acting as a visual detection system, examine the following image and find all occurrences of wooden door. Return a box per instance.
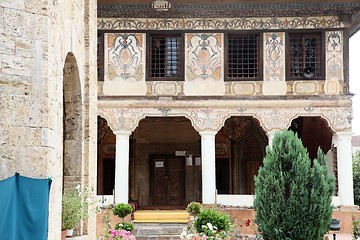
[151,154,184,206]
[245,161,261,194]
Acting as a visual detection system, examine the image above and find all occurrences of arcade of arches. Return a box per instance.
[97,114,345,209]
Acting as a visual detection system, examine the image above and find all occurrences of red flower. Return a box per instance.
[245,219,251,227]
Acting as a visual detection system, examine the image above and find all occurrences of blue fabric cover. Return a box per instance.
[0,174,52,240]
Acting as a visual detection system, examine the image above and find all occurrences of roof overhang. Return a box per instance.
[97,1,360,34]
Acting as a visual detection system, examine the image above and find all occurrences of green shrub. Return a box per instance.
[115,222,134,232]
[61,186,92,230]
[112,203,133,222]
[254,130,335,240]
[186,202,203,216]
[194,209,232,235]
[353,151,360,206]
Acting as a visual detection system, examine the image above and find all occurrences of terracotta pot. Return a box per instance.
[61,230,67,240]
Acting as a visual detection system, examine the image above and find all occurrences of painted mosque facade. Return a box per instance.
[1,0,360,239]
[96,2,360,210]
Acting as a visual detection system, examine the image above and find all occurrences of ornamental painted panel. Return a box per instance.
[232,82,256,96]
[185,33,223,81]
[264,32,285,82]
[186,108,229,132]
[293,81,318,95]
[153,82,178,96]
[103,33,147,95]
[263,32,287,95]
[105,33,145,82]
[326,31,343,82]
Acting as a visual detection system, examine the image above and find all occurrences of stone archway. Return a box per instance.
[63,53,83,190]
[216,116,268,195]
[132,116,201,208]
[288,116,333,159]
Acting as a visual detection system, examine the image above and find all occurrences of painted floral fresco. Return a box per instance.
[106,33,145,81]
[186,33,223,81]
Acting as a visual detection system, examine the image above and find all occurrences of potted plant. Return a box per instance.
[61,185,92,238]
[112,203,134,232]
[186,202,202,218]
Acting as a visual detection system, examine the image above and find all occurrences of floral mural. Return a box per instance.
[264,32,285,81]
[105,33,145,81]
[186,33,223,81]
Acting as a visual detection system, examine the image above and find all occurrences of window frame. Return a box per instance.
[146,32,184,81]
[286,31,325,81]
[225,32,263,81]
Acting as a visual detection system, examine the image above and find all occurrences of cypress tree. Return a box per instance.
[253,130,335,240]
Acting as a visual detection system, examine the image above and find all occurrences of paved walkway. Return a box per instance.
[241,233,353,239]
[324,233,352,239]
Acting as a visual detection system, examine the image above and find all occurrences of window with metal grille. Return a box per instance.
[289,33,322,79]
[149,34,182,80]
[227,34,259,80]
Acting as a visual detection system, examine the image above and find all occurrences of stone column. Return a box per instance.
[200,131,217,204]
[334,132,354,206]
[267,131,277,149]
[114,130,132,204]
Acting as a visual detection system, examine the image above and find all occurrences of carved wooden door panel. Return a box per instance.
[245,161,261,195]
[151,155,184,206]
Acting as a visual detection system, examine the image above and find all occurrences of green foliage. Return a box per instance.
[186,202,203,216]
[353,216,360,240]
[353,151,360,206]
[253,130,335,240]
[115,222,134,232]
[62,186,92,230]
[112,203,133,221]
[194,209,232,235]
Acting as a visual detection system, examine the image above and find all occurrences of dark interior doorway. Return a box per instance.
[150,154,185,207]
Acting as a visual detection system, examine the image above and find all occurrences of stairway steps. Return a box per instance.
[134,223,186,240]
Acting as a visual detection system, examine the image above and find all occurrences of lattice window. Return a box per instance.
[289,33,322,79]
[149,34,182,80]
[227,34,259,80]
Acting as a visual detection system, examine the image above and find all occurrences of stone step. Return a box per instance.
[135,236,181,240]
[133,223,187,239]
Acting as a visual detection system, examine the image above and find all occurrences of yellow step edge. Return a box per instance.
[133,219,189,223]
[133,210,190,223]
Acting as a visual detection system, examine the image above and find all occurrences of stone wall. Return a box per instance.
[0,0,97,239]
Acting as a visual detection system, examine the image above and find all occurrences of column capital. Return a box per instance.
[199,131,218,138]
[266,130,278,138]
[333,131,353,145]
[113,130,132,136]
[266,130,278,149]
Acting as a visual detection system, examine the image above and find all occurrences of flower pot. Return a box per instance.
[66,229,74,238]
[61,230,67,240]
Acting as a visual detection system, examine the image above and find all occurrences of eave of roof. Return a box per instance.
[97,1,360,33]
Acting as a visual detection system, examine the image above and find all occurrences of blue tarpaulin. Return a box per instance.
[0,173,52,240]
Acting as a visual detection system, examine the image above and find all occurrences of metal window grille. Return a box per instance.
[289,33,321,79]
[150,35,181,79]
[228,35,259,79]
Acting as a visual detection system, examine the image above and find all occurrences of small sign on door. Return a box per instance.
[155,161,164,168]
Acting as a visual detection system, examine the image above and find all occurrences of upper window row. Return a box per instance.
[98,32,324,81]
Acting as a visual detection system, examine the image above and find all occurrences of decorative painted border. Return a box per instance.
[98,16,345,31]
[98,103,352,132]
